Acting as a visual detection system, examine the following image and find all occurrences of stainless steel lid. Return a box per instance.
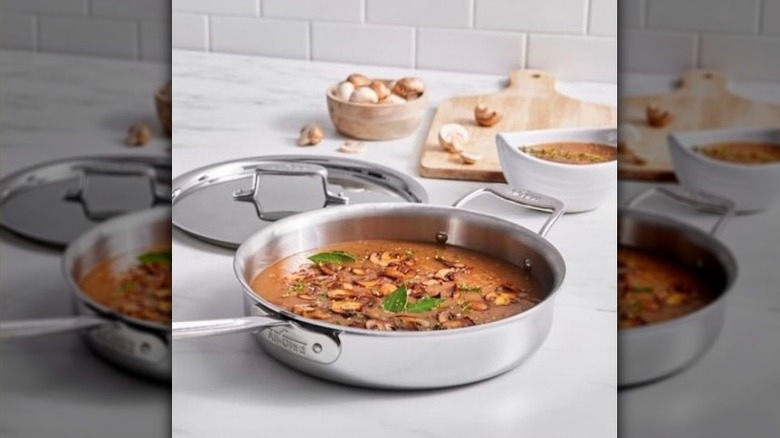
[0,155,171,247]
[171,155,428,248]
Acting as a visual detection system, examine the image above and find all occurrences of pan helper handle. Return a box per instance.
[627,186,735,236]
[453,185,564,238]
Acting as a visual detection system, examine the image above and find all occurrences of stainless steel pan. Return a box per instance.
[0,207,172,381]
[174,186,567,389]
[619,187,737,387]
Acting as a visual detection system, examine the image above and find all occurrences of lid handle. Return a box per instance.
[63,163,169,221]
[233,162,348,221]
[452,185,564,238]
[626,186,735,236]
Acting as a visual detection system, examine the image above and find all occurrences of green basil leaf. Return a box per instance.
[137,251,171,264]
[381,284,408,312]
[405,296,444,313]
[307,251,356,264]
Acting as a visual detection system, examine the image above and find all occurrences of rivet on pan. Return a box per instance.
[523,259,532,270]
[435,231,448,243]
[140,342,151,354]
[313,343,323,354]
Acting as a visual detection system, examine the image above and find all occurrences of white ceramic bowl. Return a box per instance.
[497,128,618,213]
[669,128,780,213]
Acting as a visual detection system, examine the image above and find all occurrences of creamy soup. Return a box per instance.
[521,142,617,164]
[692,141,780,164]
[251,240,543,331]
[79,247,172,325]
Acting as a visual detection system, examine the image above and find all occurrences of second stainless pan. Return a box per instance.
[174,186,567,389]
[619,187,737,387]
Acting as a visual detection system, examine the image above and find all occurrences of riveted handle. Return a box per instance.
[453,185,564,238]
[627,186,735,236]
[0,316,110,340]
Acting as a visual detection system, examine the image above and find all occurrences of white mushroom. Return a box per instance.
[368,80,390,101]
[335,81,355,101]
[349,86,379,104]
[379,94,406,105]
[438,123,469,153]
[337,140,365,154]
[346,73,372,88]
[297,123,324,146]
[392,77,425,99]
[459,151,482,165]
[474,104,502,127]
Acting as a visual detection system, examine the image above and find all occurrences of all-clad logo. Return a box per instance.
[507,187,540,202]
[259,163,316,173]
[92,327,136,357]
[265,328,307,356]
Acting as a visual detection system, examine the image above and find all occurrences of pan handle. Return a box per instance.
[453,185,564,238]
[172,315,289,340]
[0,316,110,340]
[626,186,735,236]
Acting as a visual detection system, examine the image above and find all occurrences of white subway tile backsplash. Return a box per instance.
[39,16,137,59]
[620,0,645,28]
[0,0,86,15]
[1,13,36,50]
[700,34,780,81]
[590,0,617,36]
[263,0,362,22]
[620,30,697,74]
[417,28,524,74]
[367,0,471,28]
[91,0,171,21]
[475,0,587,34]
[141,20,171,61]
[763,1,780,35]
[527,34,617,82]
[173,13,209,51]
[646,0,759,34]
[171,0,258,16]
[312,22,414,67]
[211,17,309,59]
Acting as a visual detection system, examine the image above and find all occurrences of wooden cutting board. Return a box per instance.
[418,70,617,182]
[619,70,780,181]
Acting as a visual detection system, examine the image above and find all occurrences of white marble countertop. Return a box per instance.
[0,50,170,438]
[170,49,618,438]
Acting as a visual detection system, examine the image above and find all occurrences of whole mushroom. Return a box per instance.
[474,104,503,127]
[392,77,425,99]
[297,123,324,146]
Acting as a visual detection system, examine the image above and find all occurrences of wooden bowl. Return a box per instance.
[154,83,171,136]
[326,81,428,140]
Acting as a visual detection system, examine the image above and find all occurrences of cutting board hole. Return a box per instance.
[532,74,541,78]
[703,73,713,79]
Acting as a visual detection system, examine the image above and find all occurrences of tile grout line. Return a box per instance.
[412,26,418,69]
[308,20,313,61]
[205,15,212,52]
[584,0,591,35]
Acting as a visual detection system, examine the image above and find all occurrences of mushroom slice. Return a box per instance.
[327,289,356,299]
[357,279,380,288]
[434,268,453,280]
[394,315,431,330]
[470,301,489,311]
[366,319,394,331]
[330,300,364,314]
[485,291,518,306]
[438,123,468,153]
[440,317,475,330]
[317,263,337,276]
[304,309,332,320]
[337,140,365,154]
[297,294,317,301]
[292,304,316,315]
[383,266,405,280]
[437,310,458,324]
[459,151,482,165]
[435,255,465,268]
[378,283,399,296]
[474,104,503,127]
